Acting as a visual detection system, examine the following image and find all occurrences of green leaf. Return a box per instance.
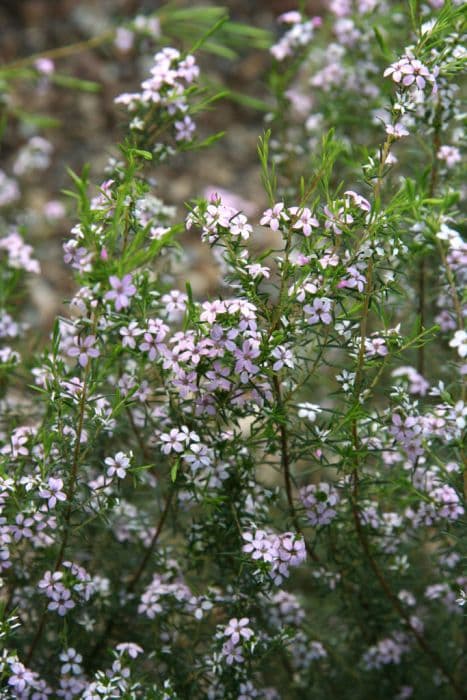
[190,91,229,115]
[180,131,225,152]
[52,319,61,355]
[222,89,271,112]
[8,107,61,128]
[171,461,179,482]
[50,74,101,93]
[257,130,277,206]
[373,26,392,59]
[201,40,237,60]
[130,148,153,161]
[189,15,229,54]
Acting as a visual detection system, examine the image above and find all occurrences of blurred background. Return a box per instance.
[2,1,327,333]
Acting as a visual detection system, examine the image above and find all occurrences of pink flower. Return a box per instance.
[120,321,143,349]
[304,297,333,325]
[342,265,366,292]
[385,123,409,139]
[323,205,353,234]
[67,335,100,367]
[365,336,388,357]
[116,642,144,658]
[115,27,134,52]
[224,617,254,645]
[384,56,435,91]
[229,213,253,240]
[105,274,136,311]
[242,530,275,562]
[344,190,371,212]
[288,206,319,236]
[260,203,288,231]
[245,263,270,279]
[105,451,131,479]
[60,647,83,675]
[139,319,168,360]
[39,477,66,508]
[178,55,200,83]
[8,662,35,693]
[200,300,227,324]
[222,639,245,665]
[48,586,75,616]
[301,483,340,526]
[35,57,55,75]
[437,145,461,168]
[159,428,188,454]
[174,115,196,141]
[277,11,302,24]
[271,345,294,371]
[234,339,261,381]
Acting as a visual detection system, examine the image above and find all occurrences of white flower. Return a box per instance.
[450,401,467,429]
[436,224,463,248]
[449,330,467,358]
[224,617,253,645]
[297,402,322,422]
[105,451,132,479]
[385,123,409,139]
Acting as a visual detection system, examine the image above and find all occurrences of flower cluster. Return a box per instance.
[115,47,199,143]
[0,2,465,698]
[242,530,307,584]
[300,483,340,526]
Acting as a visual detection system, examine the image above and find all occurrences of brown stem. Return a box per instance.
[86,486,174,666]
[346,114,466,696]
[272,374,319,562]
[24,607,48,666]
[355,260,374,392]
[126,487,174,592]
[26,368,89,664]
[351,470,466,699]
[4,31,115,71]
[417,258,426,375]
[126,406,152,462]
[54,377,89,569]
[418,105,441,375]
[348,253,464,696]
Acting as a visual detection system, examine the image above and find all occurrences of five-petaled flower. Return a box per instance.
[105,274,137,311]
[39,477,67,509]
[449,330,467,358]
[67,335,100,367]
[224,617,254,645]
[260,203,288,231]
[105,451,132,479]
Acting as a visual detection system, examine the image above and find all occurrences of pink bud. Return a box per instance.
[100,248,108,261]
[277,11,301,24]
[35,58,55,75]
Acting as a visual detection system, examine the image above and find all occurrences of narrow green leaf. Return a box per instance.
[51,74,101,93]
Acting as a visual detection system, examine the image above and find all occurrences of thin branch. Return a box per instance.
[25,369,89,665]
[3,31,114,71]
[126,487,175,592]
[418,102,441,375]
[351,470,466,700]
[272,374,319,562]
[85,486,174,667]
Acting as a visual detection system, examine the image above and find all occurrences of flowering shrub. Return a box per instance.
[0,2,466,699]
